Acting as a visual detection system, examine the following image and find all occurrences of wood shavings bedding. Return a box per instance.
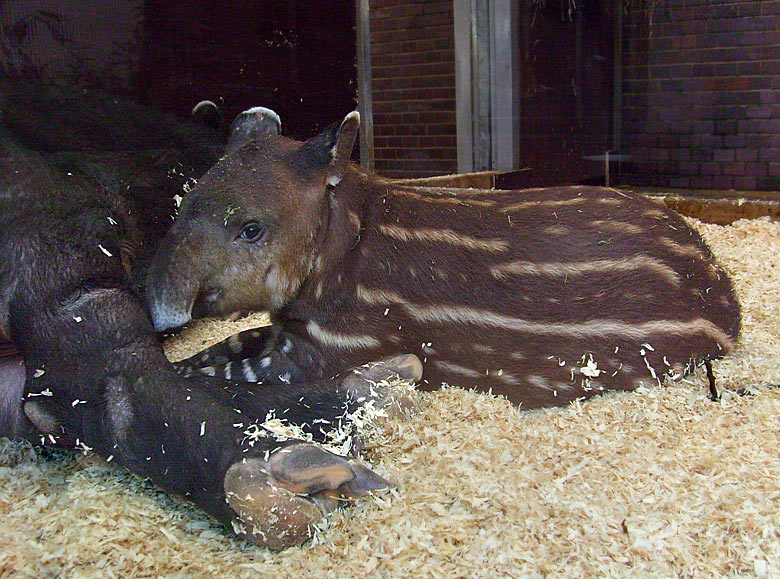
[1,217,778,577]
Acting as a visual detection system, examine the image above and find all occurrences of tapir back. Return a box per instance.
[292,181,740,407]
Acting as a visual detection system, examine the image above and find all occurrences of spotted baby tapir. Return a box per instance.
[147,108,741,408]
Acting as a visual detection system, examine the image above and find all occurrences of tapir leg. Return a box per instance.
[176,330,422,421]
[7,252,419,549]
[173,325,276,377]
[173,325,329,386]
[20,352,420,550]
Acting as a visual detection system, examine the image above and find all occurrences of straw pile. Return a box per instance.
[1,217,778,577]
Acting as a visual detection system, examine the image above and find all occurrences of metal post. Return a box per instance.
[356,0,374,172]
[472,0,492,171]
[489,0,520,171]
[454,0,474,173]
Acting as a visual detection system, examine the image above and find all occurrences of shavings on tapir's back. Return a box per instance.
[324,184,740,407]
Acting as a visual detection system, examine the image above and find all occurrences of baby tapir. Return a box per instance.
[0,85,420,550]
[147,109,741,408]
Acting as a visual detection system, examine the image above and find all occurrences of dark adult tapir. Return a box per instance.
[147,108,741,408]
[0,81,421,550]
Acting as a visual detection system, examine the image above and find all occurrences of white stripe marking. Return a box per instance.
[355,284,734,349]
[242,359,258,382]
[306,320,380,350]
[379,224,509,252]
[490,255,681,286]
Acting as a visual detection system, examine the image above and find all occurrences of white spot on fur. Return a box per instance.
[390,188,495,207]
[590,219,644,235]
[658,237,706,259]
[106,377,133,441]
[266,266,299,309]
[473,344,494,354]
[501,196,588,213]
[313,255,324,273]
[545,224,571,236]
[228,334,243,353]
[348,210,361,231]
[527,374,552,390]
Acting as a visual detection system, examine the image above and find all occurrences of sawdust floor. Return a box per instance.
[1,217,779,578]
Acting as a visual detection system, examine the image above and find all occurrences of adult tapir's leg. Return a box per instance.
[19,328,420,550]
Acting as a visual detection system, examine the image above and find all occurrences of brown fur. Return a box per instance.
[148,112,741,408]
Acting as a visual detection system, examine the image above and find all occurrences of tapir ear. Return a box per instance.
[226,106,282,151]
[299,111,360,187]
[191,100,223,132]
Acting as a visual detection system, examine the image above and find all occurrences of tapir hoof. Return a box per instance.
[224,443,391,550]
[340,354,422,419]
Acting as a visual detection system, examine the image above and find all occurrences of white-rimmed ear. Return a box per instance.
[191,100,222,132]
[226,106,282,151]
[328,111,360,187]
[297,111,360,187]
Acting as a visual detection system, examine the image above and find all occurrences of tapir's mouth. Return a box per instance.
[191,287,245,322]
[192,287,221,319]
[202,286,222,304]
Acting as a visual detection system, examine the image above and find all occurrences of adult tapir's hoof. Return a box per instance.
[340,354,422,419]
[224,443,390,550]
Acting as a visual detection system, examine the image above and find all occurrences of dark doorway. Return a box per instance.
[519,0,615,185]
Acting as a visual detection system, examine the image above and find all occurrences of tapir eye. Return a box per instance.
[238,221,264,243]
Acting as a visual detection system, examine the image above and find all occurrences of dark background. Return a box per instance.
[0,0,357,140]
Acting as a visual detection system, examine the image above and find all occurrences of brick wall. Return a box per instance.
[622,0,780,191]
[369,0,458,178]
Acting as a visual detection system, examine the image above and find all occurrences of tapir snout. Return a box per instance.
[145,235,200,331]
